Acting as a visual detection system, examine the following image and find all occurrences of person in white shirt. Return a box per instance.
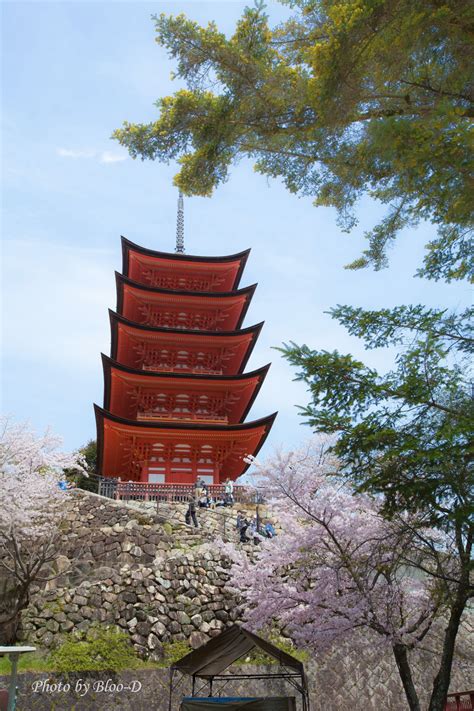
[224,478,234,505]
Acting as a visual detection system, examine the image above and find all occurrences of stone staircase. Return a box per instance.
[118,497,245,542]
[75,487,258,547]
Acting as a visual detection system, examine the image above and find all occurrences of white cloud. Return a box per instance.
[56,148,127,164]
[99,151,127,164]
[57,147,96,159]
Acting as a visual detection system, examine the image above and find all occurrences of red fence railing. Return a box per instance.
[110,481,252,504]
[445,691,474,711]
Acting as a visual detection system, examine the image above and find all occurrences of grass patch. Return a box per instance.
[0,650,164,675]
[0,651,53,675]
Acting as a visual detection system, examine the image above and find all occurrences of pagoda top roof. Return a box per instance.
[122,236,250,291]
[122,236,251,264]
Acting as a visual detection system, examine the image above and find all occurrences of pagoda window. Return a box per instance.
[174,394,191,414]
[177,311,188,327]
[174,443,191,456]
[176,350,190,370]
[198,474,214,485]
[149,473,165,483]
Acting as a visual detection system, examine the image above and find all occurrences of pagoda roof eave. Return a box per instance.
[101,354,271,422]
[115,272,257,330]
[121,236,250,289]
[95,404,277,432]
[101,353,270,383]
[95,405,277,477]
[94,404,278,476]
[115,272,257,300]
[109,310,264,374]
[109,309,264,339]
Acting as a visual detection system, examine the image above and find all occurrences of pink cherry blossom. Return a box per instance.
[224,439,440,653]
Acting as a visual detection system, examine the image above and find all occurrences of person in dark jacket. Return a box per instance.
[185,496,198,527]
[236,510,250,543]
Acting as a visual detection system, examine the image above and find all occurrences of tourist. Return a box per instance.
[201,482,211,507]
[194,480,203,500]
[236,510,246,531]
[236,512,250,543]
[264,520,276,538]
[185,496,199,527]
[236,511,249,543]
[247,517,262,545]
[198,491,209,508]
[224,478,234,505]
[57,479,75,491]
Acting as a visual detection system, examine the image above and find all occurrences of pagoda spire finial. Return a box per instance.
[175,190,185,253]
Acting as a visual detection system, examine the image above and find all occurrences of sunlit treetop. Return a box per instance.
[113,0,473,281]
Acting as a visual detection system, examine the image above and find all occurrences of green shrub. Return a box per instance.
[235,634,309,665]
[49,625,140,672]
[135,516,152,526]
[159,640,192,667]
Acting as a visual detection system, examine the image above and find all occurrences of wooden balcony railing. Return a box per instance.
[96,478,253,504]
[445,691,474,711]
[137,412,229,424]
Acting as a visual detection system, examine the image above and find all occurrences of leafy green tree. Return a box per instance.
[113,0,473,280]
[65,439,97,492]
[279,305,473,711]
[112,3,473,705]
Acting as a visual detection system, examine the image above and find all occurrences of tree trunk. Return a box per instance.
[0,613,21,645]
[392,643,421,711]
[428,594,467,711]
[0,574,29,644]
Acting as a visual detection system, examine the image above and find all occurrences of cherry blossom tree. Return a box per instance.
[0,417,85,643]
[222,440,471,711]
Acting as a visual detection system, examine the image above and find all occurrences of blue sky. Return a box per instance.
[2,1,471,464]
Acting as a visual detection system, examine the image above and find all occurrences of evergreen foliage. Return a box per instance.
[113,0,473,280]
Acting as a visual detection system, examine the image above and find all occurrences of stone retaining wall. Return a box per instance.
[5,490,473,710]
[18,491,242,656]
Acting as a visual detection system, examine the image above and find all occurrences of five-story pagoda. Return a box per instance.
[95,209,276,487]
